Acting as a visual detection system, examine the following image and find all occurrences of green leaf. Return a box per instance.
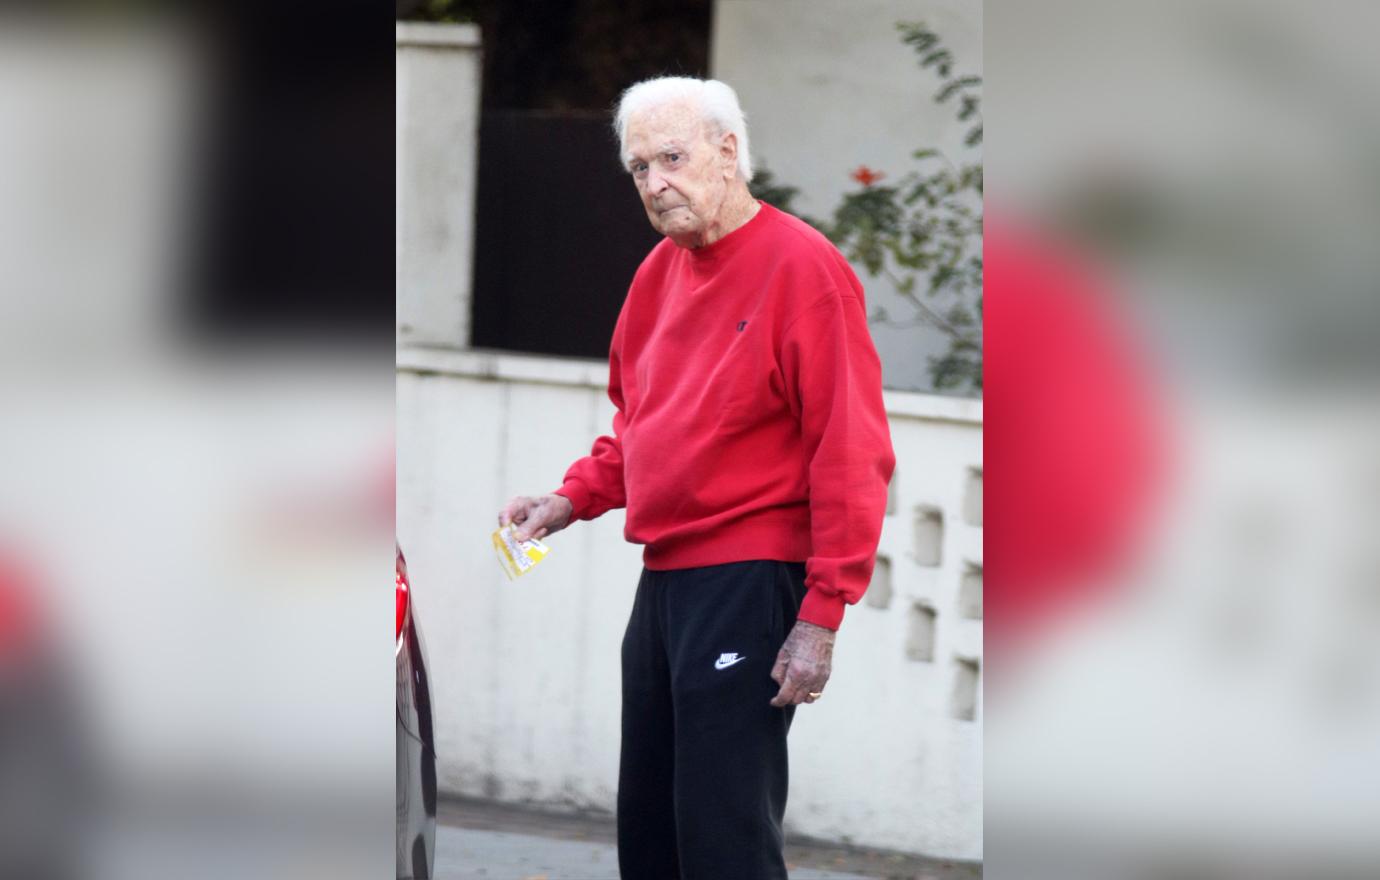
[935,76,982,103]
[897,21,939,54]
[946,304,975,328]
[922,49,953,70]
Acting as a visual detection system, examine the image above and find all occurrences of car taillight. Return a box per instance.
[396,569,409,641]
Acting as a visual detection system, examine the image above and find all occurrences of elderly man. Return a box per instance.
[499,76,894,879]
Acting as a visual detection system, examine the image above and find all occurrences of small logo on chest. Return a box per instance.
[736,321,748,332]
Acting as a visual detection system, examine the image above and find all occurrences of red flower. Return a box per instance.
[850,165,885,187]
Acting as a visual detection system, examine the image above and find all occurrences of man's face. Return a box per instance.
[623,101,735,244]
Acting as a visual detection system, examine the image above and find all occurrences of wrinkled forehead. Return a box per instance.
[623,100,710,156]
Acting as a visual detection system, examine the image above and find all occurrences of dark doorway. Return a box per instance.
[407,0,713,358]
[470,112,661,358]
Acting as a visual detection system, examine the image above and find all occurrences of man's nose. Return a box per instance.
[645,167,669,196]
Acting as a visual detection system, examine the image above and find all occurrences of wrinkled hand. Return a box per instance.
[770,620,835,707]
[498,494,574,542]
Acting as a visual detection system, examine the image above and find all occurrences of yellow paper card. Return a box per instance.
[491,524,551,580]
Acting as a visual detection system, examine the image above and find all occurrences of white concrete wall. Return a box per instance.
[396,348,983,859]
[711,0,983,392]
[395,24,482,348]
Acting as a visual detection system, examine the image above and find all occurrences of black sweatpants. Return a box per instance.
[617,560,809,880]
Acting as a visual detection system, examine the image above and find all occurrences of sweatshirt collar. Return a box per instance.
[683,200,771,263]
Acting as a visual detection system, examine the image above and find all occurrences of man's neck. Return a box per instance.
[686,185,760,249]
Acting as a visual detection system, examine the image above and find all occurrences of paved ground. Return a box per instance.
[435,797,981,880]
[434,825,882,880]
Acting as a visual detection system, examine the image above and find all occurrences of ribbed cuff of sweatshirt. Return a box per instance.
[552,481,591,521]
[796,588,847,631]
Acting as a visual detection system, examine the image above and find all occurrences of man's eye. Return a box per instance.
[666,153,681,163]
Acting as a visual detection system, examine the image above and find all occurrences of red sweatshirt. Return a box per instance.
[554,202,895,630]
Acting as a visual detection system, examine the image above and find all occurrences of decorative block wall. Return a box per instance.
[396,349,982,859]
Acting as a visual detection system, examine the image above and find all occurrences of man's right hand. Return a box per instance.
[498,494,574,542]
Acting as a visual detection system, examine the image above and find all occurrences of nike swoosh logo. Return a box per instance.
[714,654,747,670]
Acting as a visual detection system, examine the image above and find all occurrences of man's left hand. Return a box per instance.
[769,620,835,707]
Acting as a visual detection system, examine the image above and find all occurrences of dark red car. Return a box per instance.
[396,545,437,879]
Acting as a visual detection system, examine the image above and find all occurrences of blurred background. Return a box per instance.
[395,0,984,870]
[983,0,1380,877]
[0,3,393,878]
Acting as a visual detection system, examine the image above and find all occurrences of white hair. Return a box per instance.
[614,76,753,182]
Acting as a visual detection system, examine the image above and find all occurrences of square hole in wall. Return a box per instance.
[905,602,937,662]
[866,555,893,610]
[958,561,982,620]
[950,655,981,721]
[962,467,982,527]
[913,506,943,566]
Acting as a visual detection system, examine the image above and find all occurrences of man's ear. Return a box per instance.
[718,132,739,179]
